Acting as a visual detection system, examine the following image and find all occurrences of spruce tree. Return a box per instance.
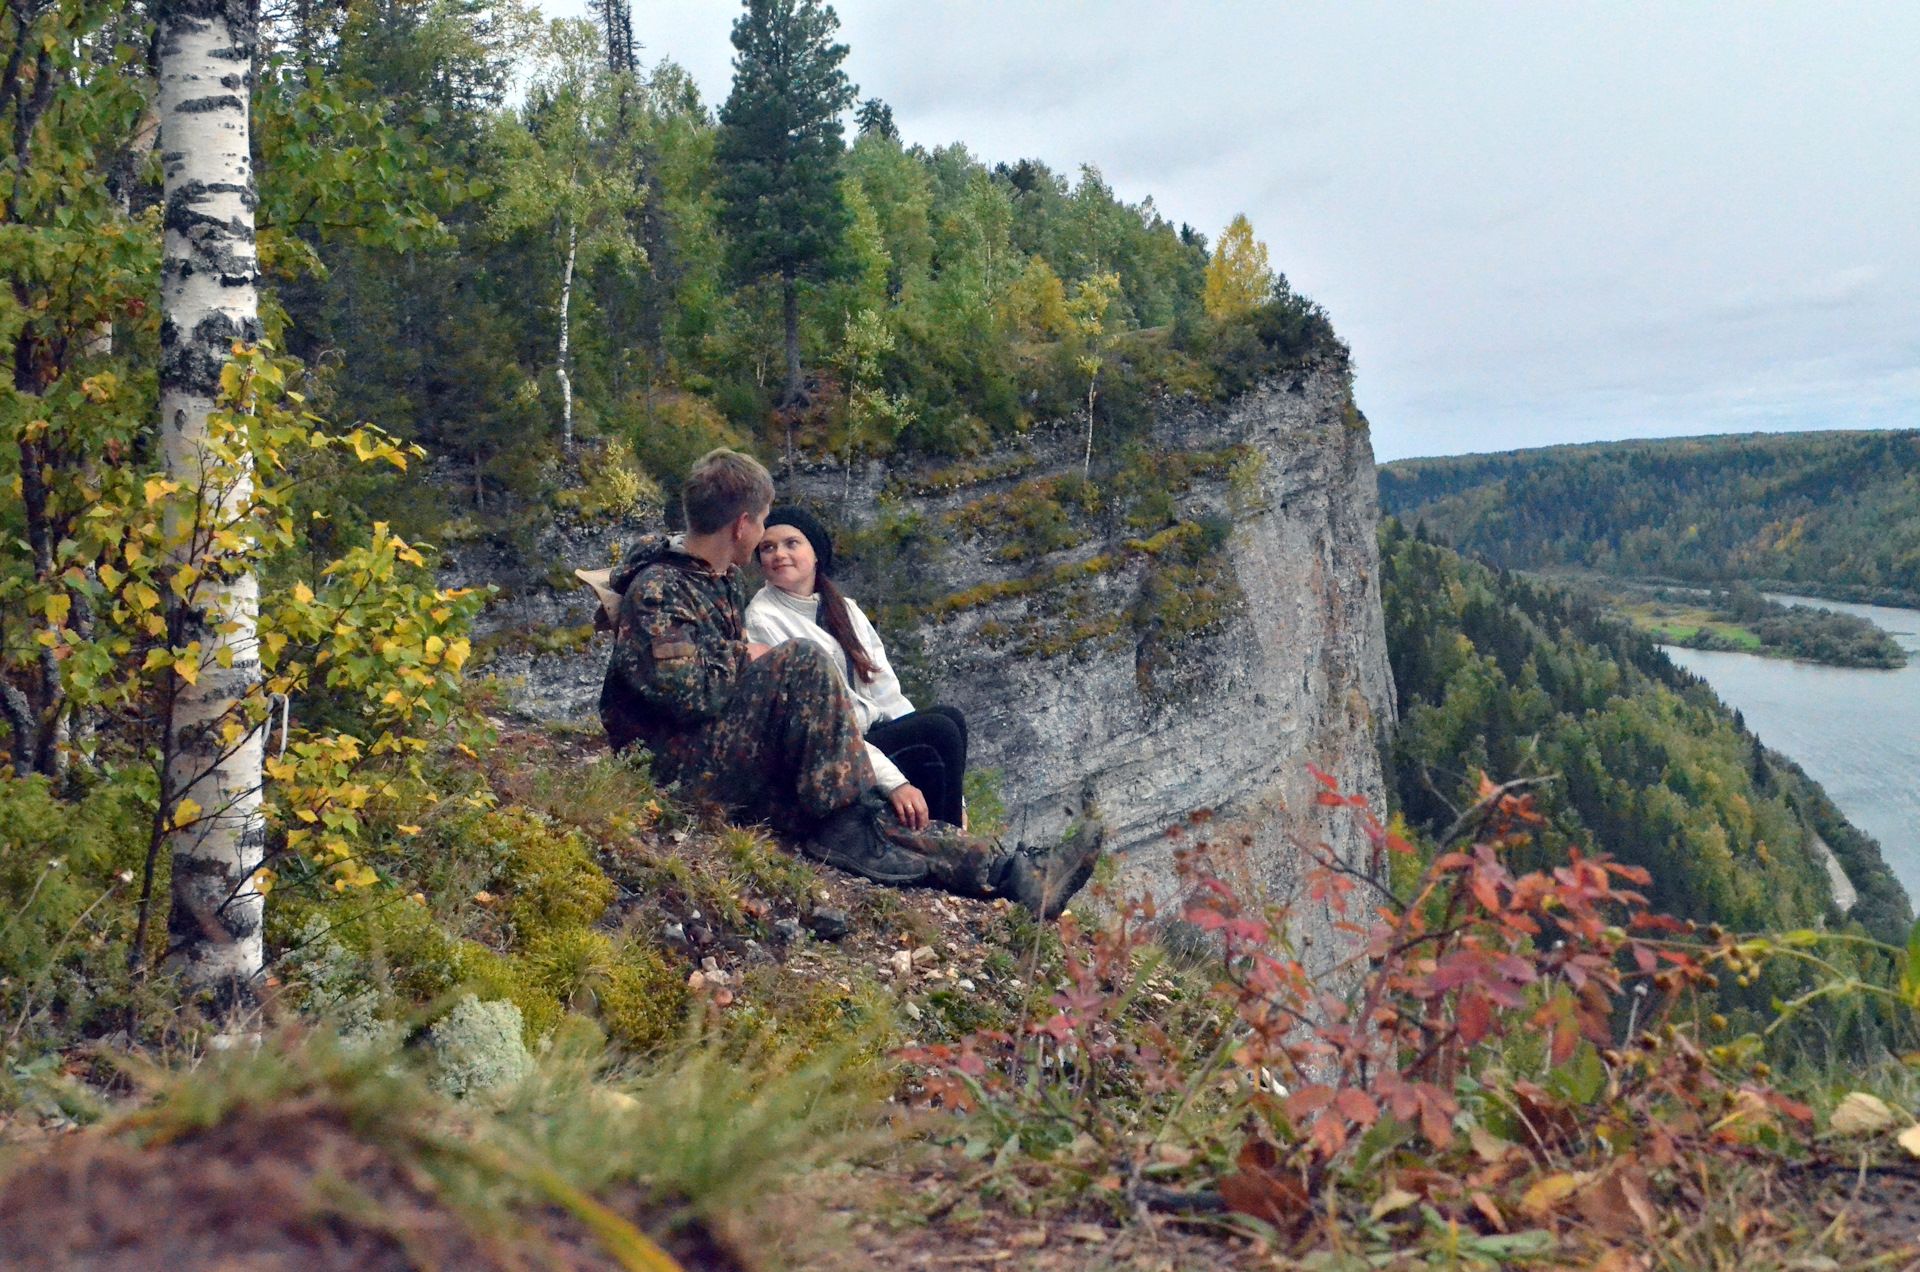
[714,0,856,407]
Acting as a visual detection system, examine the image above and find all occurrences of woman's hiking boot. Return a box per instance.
[999,819,1104,919]
[804,796,931,885]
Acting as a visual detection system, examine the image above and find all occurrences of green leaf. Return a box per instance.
[1901,918,1920,1005]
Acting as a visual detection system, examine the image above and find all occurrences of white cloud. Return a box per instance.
[595,1,1920,460]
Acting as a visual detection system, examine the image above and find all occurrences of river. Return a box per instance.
[1663,596,1920,901]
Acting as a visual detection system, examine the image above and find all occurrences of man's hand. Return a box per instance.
[747,642,772,661]
[889,784,930,831]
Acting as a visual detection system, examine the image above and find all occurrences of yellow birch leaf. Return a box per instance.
[98,563,124,591]
[293,582,314,605]
[398,825,422,836]
[1520,1172,1584,1219]
[248,867,276,897]
[1898,1125,1920,1158]
[172,798,202,829]
[217,645,234,669]
[173,659,198,686]
[1370,1188,1420,1222]
[44,593,70,626]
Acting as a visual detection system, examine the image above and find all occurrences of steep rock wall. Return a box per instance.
[451,360,1394,955]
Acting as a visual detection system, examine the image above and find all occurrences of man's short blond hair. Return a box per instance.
[683,447,774,534]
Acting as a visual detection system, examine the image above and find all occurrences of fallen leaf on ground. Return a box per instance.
[1519,1171,1584,1219]
[1576,1161,1656,1238]
[1219,1139,1311,1236]
[1370,1187,1420,1221]
[1831,1091,1898,1135]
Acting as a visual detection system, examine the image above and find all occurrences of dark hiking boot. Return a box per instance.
[1000,819,1104,919]
[804,797,931,886]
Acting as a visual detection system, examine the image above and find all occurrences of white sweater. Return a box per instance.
[744,584,916,792]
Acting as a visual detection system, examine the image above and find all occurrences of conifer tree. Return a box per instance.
[1203,213,1273,320]
[855,96,896,140]
[713,0,857,407]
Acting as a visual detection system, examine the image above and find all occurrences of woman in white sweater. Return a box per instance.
[744,506,968,833]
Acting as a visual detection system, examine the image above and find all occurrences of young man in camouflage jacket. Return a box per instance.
[600,448,1098,917]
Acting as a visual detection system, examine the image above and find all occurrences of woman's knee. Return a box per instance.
[925,704,967,749]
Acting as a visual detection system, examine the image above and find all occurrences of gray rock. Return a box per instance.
[772,917,803,943]
[805,907,851,941]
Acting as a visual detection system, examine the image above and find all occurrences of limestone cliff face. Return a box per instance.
[452,359,1394,953]
[788,357,1395,930]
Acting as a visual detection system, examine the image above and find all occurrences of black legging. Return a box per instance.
[864,705,968,827]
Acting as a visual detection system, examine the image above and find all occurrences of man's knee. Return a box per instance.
[763,638,837,685]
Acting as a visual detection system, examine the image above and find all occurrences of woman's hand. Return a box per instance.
[889,784,930,831]
[747,642,772,661]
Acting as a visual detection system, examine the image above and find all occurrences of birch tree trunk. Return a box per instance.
[156,0,266,998]
[781,268,803,406]
[557,222,577,455]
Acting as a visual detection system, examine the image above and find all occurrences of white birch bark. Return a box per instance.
[557,222,577,454]
[157,0,265,997]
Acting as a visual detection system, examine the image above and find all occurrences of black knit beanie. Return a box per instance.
[763,505,834,578]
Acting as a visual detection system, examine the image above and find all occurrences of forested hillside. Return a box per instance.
[252,0,1333,544]
[1380,519,1911,947]
[1379,431,1920,605]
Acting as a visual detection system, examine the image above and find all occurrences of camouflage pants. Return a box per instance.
[657,640,1006,894]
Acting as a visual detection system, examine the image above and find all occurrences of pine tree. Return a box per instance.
[713,0,857,407]
[855,96,896,140]
[1203,213,1273,320]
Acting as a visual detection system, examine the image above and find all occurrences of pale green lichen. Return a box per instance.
[428,994,535,1098]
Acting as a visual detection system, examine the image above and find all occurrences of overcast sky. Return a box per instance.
[578,2,1920,461]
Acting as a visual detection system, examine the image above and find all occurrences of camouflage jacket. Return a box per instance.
[599,534,751,755]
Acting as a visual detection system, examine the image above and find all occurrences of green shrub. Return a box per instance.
[0,769,153,1052]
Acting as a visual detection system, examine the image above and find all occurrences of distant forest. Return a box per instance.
[1378,431,1920,607]
[1379,519,1910,951]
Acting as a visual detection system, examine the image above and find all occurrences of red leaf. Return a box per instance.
[1284,1084,1336,1122]
[1334,1087,1380,1127]
[1220,1146,1310,1233]
[1551,1014,1579,1066]
[1456,989,1492,1044]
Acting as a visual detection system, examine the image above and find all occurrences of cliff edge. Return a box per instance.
[454,358,1395,957]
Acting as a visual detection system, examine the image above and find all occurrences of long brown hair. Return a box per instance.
[814,573,877,684]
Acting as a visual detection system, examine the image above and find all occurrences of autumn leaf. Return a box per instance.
[1519,1171,1584,1219]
